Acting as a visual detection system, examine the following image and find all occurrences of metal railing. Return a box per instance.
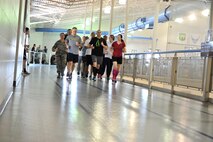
[121,49,213,102]
[28,51,50,65]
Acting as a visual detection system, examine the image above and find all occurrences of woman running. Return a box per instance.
[100,35,115,81]
[111,34,126,83]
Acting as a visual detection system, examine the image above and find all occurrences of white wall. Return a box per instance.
[30,29,44,48]
[126,10,209,53]
[0,0,27,104]
[126,22,169,53]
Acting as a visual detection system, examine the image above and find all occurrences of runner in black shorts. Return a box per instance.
[89,30,107,81]
[65,27,82,79]
[111,34,127,83]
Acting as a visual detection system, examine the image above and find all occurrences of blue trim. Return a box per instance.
[35,28,109,35]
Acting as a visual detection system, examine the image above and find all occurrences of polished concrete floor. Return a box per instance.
[0,65,213,142]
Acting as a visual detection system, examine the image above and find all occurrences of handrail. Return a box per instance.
[124,49,201,56]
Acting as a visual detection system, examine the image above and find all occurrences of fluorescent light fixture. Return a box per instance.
[104,6,111,14]
[202,9,210,17]
[188,14,196,21]
[119,0,126,5]
[175,18,183,23]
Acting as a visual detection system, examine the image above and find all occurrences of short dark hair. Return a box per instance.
[25,27,29,32]
[60,33,65,36]
[72,27,77,30]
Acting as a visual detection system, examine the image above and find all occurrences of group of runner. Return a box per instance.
[52,27,126,83]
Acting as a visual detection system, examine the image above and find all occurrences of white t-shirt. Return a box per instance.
[85,38,92,55]
[104,41,112,59]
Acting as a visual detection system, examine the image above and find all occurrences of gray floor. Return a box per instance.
[0,65,213,142]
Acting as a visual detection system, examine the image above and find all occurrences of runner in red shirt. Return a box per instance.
[111,34,126,83]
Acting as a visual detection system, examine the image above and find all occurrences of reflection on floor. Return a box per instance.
[0,65,213,142]
[122,76,213,98]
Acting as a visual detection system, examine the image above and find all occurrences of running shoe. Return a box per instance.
[98,74,102,79]
[69,73,72,79]
[93,77,96,81]
[57,73,60,79]
[66,72,69,77]
[22,71,30,75]
[89,75,92,80]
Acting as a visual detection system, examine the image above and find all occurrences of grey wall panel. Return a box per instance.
[0,0,25,104]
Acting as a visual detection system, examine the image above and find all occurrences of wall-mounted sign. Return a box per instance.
[177,32,187,44]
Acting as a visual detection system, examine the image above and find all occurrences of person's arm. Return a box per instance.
[89,38,95,49]
[111,42,115,53]
[65,37,69,49]
[122,42,126,53]
[77,36,82,49]
[52,42,58,52]
[101,39,108,50]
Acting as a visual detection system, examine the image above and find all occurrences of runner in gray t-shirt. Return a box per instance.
[65,27,82,79]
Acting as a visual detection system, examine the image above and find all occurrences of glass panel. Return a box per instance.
[153,58,172,83]
[176,57,204,89]
[136,57,150,80]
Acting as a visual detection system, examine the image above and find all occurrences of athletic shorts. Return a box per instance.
[92,55,103,65]
[86,55,92,66]
[112,56,123,64]
[67,53,78,63]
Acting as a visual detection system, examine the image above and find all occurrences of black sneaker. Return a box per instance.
[93,77,96,81]
[69,73,72,79]
[22,71,30,75]
[57,73,60,79]
[107,77,110,81]
[77,72,80,76]
[89,75,92,80]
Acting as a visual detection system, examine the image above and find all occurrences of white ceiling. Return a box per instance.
[30,0,211,31]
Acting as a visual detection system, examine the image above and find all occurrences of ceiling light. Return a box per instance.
[175,18,183,23]
[119,0,126,5]
[188,14,196,21]
[104,6,111,14]
[202,9,210,17]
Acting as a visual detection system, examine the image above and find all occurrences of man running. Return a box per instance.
[89,30,107,81]
[52,33,68,78]
[66,27,82,79]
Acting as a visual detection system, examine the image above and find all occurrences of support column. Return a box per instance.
[13,0,24,87]
[202,1,213,101]
[83,3,88,35]
[148,1,160,88]
[109,0,115,35]
[90,0,94,33]
[121,0,129,81]
[124,0,129,43]
[98,0,103,30]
